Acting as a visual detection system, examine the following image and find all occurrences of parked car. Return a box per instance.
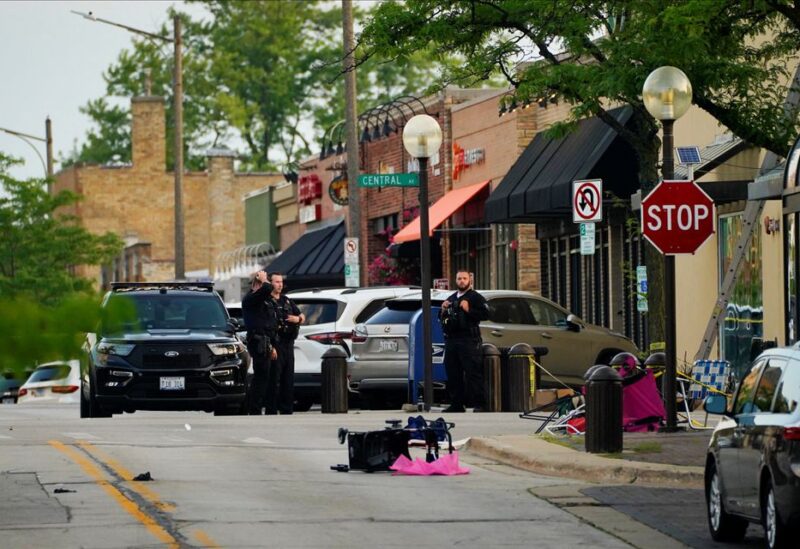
[1,371,25,404]
[287,286,420,410]
[703,346,800,549]
[17,360,81,404]
[81,282,248,418]
[348,289,638,407]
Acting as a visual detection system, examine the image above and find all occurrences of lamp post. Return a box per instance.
[402,114,442,411]
[0,119,53,182]
[642,66,693,431]
[73,11,185,280]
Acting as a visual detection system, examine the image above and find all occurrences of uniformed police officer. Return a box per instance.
[266,273,304,415]
[439,270,489,412]
[242,270,277,415]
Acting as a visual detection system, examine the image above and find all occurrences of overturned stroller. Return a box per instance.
[332,416,469,475]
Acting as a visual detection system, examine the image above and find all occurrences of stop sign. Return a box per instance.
[641,180,715,255]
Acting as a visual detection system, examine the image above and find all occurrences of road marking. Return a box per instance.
[193,529,220,548]
[77,442,176,512]
[63,432,100,440]
[242,437,274,444]
[164,437,192,443]
[48,440,179,548]
[0,434,13,439]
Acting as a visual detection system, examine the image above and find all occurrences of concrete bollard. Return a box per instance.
[585,365,622,454]
[482,343,501,412]
[502,343,534,412]
[321,347,348,414]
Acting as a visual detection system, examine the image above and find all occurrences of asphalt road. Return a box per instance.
[0,404,628,548]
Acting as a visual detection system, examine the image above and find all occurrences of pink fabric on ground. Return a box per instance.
[622,369,666,432]
[390,452,470,476]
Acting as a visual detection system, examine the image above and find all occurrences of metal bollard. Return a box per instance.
[585,365,622,454]
[482,343,501,412]
[321,347,348,414]
[502,343,533,412]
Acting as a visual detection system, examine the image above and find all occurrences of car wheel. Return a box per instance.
[763,477,793,549]
[294,397,313,412]
[706,461,747,542]
[87,377,112,419]
[80,380,91,418]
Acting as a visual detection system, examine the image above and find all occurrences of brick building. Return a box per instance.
[53,94,282,291]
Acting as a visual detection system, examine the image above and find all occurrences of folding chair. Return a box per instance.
[675,360,731,430]
[520,393,584,434]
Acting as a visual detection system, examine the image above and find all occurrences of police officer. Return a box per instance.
[439,270,489,413]
[242,270,277,415]
[266,273,304,415]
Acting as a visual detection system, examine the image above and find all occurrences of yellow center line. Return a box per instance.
[77,441,176,512]
[193,529,221,548]
[49,440,179,548]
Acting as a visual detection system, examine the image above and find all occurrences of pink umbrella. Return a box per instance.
[390,452,470,476]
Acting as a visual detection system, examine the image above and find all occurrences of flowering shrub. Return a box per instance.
[368,254,416,285]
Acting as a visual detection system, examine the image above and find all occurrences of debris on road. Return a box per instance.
[133,472,153,481]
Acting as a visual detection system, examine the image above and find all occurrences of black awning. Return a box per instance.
[485,106,639,224]
[265,221,345,290]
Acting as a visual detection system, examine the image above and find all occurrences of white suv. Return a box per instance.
[288,286,420,410]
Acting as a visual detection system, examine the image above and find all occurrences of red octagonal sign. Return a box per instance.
[641,180,715,255]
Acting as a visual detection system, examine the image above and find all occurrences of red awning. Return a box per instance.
[392,180,491,244]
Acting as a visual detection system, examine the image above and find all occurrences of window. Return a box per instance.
[102,295,228,334]
[773,362,800,414]
[354,299,389,324]
[753,359,786,413]
[734,360,765,415]
[526,298,567,327]
[365,307,417,325]
[294,299,344,325]
[494,224,518,290]
[488,298,530,324]
[27,365,71,383]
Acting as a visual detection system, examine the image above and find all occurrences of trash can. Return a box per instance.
[585,365,622,454]
[482,343,501,412]
[502,343,533,412]
[321,347,348,414]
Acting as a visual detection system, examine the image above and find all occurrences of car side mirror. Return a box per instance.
[704,394,728,416]
[566,314,583,332]
[227,317,242,332]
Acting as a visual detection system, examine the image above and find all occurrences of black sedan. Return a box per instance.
[704,347,800,549]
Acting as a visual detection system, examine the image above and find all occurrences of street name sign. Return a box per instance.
[641,180,715,255]
[358,173,419,188]
[573,179,603,223]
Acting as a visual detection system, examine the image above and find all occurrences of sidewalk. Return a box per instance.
[466,428,710,488]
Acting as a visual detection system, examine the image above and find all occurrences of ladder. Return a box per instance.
[694,199,765,361]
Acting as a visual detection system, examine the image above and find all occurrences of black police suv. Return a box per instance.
[81,282,249,418]
[704,346,800,549]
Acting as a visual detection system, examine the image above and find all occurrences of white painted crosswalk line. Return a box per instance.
[63,432,100,440]
[242,437,274,444]
[0,434,13,439]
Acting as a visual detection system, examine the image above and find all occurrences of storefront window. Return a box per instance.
[494,224,518,290]
[451,226,491,289]
[719,213,763,379]
[787,213,797,344]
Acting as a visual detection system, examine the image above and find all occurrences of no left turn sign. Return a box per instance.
[573,179,603,223]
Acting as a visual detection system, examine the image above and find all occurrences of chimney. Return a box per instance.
[131,96,166,172]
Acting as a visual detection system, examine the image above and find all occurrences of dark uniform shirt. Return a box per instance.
[439,289,489,338]
[271,294,302,343]
[242,282,276,335]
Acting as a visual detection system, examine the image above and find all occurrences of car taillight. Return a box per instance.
[783,426,800,440]
[350,330,367,343]
[52,385,79,394]
[307,332,351,345]
[17,388,27,397]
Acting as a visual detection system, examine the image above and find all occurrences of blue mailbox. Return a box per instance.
[408,306,447,404]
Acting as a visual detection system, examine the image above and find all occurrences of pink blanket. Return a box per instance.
[390,452,470,476]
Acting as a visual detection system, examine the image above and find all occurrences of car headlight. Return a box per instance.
[207,341,245,356]
[96,343,135,357]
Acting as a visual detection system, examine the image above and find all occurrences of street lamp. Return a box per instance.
[0,118,53,182]
[642,66,692,431]
[402,114,442,411]
[72,10,186,280]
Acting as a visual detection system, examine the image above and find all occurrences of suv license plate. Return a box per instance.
[160,377,185,391]
[2,397,14,404]
[378,340,399,352]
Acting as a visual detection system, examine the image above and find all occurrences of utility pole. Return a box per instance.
[45,117,54,183]
[173,15,185,280]
[342,0,361,282]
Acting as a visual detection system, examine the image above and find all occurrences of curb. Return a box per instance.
[466,436,704,488]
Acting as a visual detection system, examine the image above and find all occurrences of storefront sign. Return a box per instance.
[433,278,449,290]
[358,173,419,188]
[329,175,349,206]
[299,204,321,223]
[298,175,322,203]
[452,142,485,180]
[579,223,595,255]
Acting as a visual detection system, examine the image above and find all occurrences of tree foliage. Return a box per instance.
[0,153,122,305]
[62,1,444,171]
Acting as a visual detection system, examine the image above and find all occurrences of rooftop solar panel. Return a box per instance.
[676,146,702,165]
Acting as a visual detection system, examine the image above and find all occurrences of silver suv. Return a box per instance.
[287,286,420,410]
[348,289,638,408]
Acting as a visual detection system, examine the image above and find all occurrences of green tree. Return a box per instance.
[62,1,444,171]
[0,153,122,304]
[358,0,800,344]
